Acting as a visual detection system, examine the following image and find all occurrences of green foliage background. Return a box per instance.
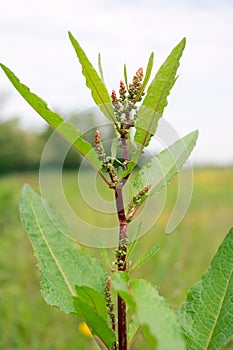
[0,168,232,349]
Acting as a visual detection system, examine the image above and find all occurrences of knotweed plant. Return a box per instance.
[1,32,232,350]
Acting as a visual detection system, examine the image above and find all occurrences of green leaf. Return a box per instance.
[112,274,185,349]
[135,52,154,102]
[111,272,136,312]
[134,38,186,148]
[0,63,110,184]
[74,286,116,348]
[120,149,141,180]
[19,184,107,315]
[74,286,108,320]
[178,228,233,350]
[124,63,129,91]
[133,130,198,196]
[68,32,118,128]
[132,245,160,271]
[128,314,140,347]
[98,52,105,84]
[130,279,186,350]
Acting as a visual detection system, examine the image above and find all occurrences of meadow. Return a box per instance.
[0,167,232,350]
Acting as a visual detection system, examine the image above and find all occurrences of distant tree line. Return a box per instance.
[0,118,82,174]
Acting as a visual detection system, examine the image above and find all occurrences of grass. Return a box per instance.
[0,167,232,349]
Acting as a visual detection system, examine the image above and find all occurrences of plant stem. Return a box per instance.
[121,134,130,162]
[115,185,128,350]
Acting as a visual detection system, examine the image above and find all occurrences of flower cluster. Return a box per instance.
[111,68,144,129]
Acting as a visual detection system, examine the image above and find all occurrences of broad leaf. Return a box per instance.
[133,130,198,196]
[131,279,185,349]
[128,314,140,347]
[135,52,154,102]
[112,273,185,349]
[74,286,115,348]
[19,184,107,314]
[0,64,110,183]
[68,32,118,128]
[178,228,233,350]
[132,245,160,271]
[134,38,186,148]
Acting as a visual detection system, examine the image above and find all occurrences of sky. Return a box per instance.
[0,0,233,164]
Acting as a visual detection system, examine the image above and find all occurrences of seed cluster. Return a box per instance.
[94,130,118,186]
[104,276,116,337]
[111,68,144,128]
[114,244,127,270]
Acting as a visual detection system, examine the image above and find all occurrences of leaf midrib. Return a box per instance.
[30,199,76,297]
[204,268,233,349]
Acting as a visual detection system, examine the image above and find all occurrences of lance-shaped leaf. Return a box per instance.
[132,245,160,272]
[0,64,110,185]
[19,184,107,315]
[134,38,186,149]
[112,273,185,349]
[133,130,198,196]
[178,228,233,350]
[135,52,154,102]
[68,32,118,129]
[74,286,116,348]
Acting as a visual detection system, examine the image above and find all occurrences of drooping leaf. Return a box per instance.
[131,279,185,350]
[19,184,107,315]
[68,32,118,129]
[134,38,186,149]
[133,130,198,196]
[135,52,154,102]
[74,286,116,348]
[112,273,185,349]
[178,228,233,350]
[132,245,160,272]
[0,64,110,184]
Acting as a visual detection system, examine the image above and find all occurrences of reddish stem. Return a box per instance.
[115,186,128,350]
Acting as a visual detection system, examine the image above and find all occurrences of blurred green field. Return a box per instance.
[0,168,233,350]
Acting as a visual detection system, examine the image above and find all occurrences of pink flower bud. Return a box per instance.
[111,90,117,102]
[120,80,125,90]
